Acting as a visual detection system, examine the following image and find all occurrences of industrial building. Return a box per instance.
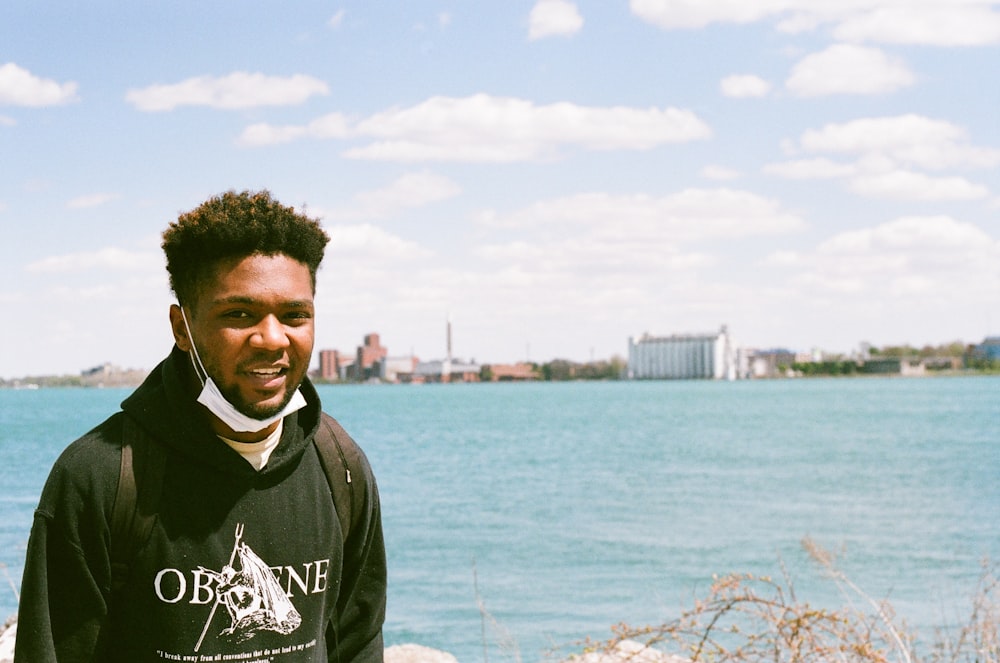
[410,316,481,383]
[318,333,388,382]
[412,358,481,383]
[628,326,735,380]
[971,336,1000,362]
[316,318,483,383]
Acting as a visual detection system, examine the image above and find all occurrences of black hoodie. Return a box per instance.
[15,347,386,662]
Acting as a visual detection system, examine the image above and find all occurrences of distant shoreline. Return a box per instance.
[2,367,996,390]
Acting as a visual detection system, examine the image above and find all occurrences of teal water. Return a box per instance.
[1,377,997,661]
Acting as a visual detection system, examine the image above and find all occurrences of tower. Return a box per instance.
[443,314,452,381]
[447,314,453,363]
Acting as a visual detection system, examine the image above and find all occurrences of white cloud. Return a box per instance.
[476,236,714,279]
[66,192,121,209]
[772,216,1000,300]
[771,115,999,202]
[480,188,805,241]
[630,1,1000,46]
[629,0,776,30]
[349,95,711,162]
[786,44,915,96]
[764,158,856,179]
[26,247,160,273]
[322,171,461,221]
[329,10,346,28]
[775,13,824,34]
[763,250,801,267]
[0,63,79,107]
[473,240,547,263]
[0,115,15,126]
[451,187,806,328]
[241,94,711,161]
[701,165,742,180]
[720,74,771,98]
[323,224,431,261]
[48,284,120,301]
[349,95,711,160]
[239,123,309,146]
[821,216,994,254]
[848,170,989,201]
[238,112,351,147]
[529,0,584,40]
[833,6,1000,46]
[125,72,329,112]
[797,114,1000,170]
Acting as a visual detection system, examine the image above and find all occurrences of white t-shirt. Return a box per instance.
[218,420,284,471]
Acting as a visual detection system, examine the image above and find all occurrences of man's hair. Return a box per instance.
[162,189,330,305]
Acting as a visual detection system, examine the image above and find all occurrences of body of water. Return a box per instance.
[1,376,997,661]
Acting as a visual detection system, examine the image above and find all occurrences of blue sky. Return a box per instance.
[2,1,999,378]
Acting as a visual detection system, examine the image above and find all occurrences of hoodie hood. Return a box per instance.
[121,345,323,478]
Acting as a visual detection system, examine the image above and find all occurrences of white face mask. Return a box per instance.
[179,306,307,433]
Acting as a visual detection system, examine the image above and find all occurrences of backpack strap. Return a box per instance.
[110,414,167,593]
[313,412,363,544]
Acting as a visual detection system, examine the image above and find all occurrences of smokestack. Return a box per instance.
[447,313,453,362]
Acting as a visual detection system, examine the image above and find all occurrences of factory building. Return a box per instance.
[410,315,481,382]
[317,333,388,382]
[628,326,735,380]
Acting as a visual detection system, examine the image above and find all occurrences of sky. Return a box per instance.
[2,1,999,379]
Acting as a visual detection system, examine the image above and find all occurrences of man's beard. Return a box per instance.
[229,385,298,419]
[216,368,304,420]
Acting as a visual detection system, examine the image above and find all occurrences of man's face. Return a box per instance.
[175,253,315,421]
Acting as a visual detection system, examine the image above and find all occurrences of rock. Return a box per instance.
[385,643,459,663]
[562,639,691,663]
[0,618,15,663]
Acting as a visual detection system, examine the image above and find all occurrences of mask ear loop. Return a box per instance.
[179,305,209,387]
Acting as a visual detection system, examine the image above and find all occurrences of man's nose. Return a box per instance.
[250,315,290,350]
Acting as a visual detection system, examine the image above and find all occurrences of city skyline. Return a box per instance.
[6,321,992,382]
[2,2,998,380]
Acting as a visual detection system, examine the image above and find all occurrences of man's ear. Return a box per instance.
[169,304,192,352]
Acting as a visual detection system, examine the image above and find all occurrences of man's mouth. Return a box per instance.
[249,367,284,376]
[244,366,288,388]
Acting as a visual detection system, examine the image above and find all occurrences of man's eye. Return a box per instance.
[224,310,252,319]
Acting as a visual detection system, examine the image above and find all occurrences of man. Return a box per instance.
[16,190,386,662]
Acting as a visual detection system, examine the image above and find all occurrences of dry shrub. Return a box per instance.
[574,539,997,663]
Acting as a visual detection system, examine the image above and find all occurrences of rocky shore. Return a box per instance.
[0,616,689,663]
[0,618,13,663]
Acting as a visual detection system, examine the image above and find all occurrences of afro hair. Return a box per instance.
[162,190,330,305]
